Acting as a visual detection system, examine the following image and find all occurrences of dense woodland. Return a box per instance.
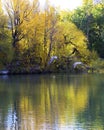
[0,0,104,74]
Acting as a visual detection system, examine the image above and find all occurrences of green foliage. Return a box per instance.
[71,3,104,58]
[0,11,13,68]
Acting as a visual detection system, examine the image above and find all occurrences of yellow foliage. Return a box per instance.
[1,0,90,70]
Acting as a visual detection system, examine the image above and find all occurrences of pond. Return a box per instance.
[0,74,104,130]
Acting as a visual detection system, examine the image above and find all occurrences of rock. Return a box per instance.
[73,62,84,68]
[0,70,9,75]
[48,56,58,65]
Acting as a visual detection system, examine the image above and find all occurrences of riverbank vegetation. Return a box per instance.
[0,0,104,74]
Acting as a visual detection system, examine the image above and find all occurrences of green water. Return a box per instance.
[0,74,104,130]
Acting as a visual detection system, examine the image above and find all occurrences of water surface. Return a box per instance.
[0,74,104,130]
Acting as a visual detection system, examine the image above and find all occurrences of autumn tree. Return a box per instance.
[57,13,89,58]
[4,0,39,58]
[43,6,59,69]
[29,3,60,70]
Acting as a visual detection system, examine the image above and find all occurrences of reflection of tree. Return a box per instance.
[0,74,104,129]
[76,75,104,129]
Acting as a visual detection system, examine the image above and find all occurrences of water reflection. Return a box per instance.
[0,74,104,130]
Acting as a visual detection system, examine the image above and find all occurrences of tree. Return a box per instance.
[83,0,93,5]
[28,4,60,70]
[43,6,59,69]
[71,2,104,58]
[91,3,104,58]
[4,0,39,58]
[0,0,13,68]
[56,13,89,59]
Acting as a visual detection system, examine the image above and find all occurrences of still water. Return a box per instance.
[0,74,104,130]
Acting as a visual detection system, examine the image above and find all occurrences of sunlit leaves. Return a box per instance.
[0,0,102,72]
